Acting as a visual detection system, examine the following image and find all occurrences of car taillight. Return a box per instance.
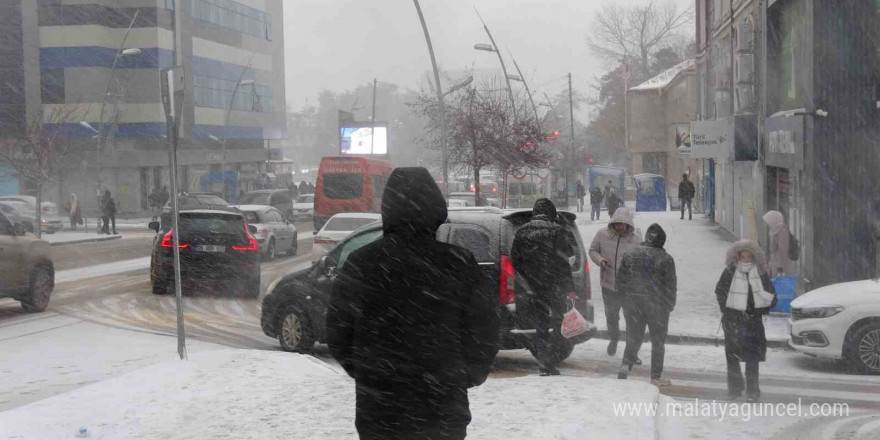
[499,255,516,305]
[492,187,498,193]
[232,222,259,251]
[584,261,591,300]
[160,229,189,249]
[42,205,50,211]
[314,236,335,245]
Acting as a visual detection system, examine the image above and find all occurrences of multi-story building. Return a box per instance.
[3,0,286,214]
[627,59,703,205]
[692,0,880,290]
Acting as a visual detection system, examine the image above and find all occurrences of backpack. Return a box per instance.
[788,229,800,261]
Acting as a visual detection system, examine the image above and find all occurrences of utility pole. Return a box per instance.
[370,78,377,155]
[568,72,575,207]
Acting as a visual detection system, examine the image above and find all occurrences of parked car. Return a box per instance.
[234,205,298,260]
[292,194,314,219]
[149,210,261,298]
[238,189,295,221]
[789,279,880,374]
[0,196,63,233]
[311,213,382,263]
[0,211,55,312]
[261,209,594,362]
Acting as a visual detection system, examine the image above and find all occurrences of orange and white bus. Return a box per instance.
[313,156,392,231]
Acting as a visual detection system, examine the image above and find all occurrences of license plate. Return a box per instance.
[196,245,225,253]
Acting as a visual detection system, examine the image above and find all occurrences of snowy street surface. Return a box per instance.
[577,209,790,342]
[0,349,764,440]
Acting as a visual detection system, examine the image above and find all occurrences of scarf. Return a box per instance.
[726,263,775,311]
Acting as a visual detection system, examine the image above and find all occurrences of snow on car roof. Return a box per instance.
[328,212,382,219]
[231,205,274,212]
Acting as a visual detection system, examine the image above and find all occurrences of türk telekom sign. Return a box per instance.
[689,119,730,159]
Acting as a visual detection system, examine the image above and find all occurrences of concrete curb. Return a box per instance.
[592,329,794,351]
[49,235,122,247]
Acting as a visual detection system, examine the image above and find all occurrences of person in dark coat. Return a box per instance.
[616,224,677,386]
[589,186,604,221]
[298,180,309,194]
[307,182,315,193]
[606,187,622,218]
[678,173,696,220]
[510,198,575,376]
[100,190,117,235]
[575,180,586,213]
[327,167,499,440]
[715,240,777,403]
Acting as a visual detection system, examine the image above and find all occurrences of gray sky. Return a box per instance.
[282,0,693,121]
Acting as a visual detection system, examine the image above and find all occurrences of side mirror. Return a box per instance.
[320,255,337,276]
[13,223,27,236]
[248,224,258,235]
[148,221,160,232]
[312,230,318,236]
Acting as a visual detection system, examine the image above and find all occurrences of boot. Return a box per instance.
[607,340,618,356]
[540,366,561,376]
[617,364,631,380]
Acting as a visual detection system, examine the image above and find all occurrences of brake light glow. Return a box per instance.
[160,229,189,249]
[499,255,516,305]
[314,236,335,245]
[232,222,259,251]
[42,205,50,211]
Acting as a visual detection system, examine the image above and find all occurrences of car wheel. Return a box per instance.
[278,306,314,352]
[527,337,575,365]
[21,265,53,313]
[265,238,276,261]
[287,233,298,256]
[846,322,880,375]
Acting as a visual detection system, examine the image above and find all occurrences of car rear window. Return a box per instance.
[323,217,378,232]
[241,211,260,224]
[239,193,270,205]
[323,174,363,199]
[179,213,245,235]
[449,226,493,262]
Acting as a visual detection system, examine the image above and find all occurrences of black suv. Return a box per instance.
[150,210,261,298]
[160,193,234,229]
[261,209,594,362]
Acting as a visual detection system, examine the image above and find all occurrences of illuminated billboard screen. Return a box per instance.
[340,125,387,155]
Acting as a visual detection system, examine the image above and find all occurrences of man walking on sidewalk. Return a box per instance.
[590,186,604,221]
[678,174,696,220]
[615,224,677,387]
[589,208,642,358]
[576,180,586,213]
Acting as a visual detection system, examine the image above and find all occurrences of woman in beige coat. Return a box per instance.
[762,211,794,277]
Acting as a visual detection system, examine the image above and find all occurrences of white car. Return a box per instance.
[293,194,314,219]
[234,205,298,260]
[0,197,63,233]
[789,279,880,374]
[312,212,382,263]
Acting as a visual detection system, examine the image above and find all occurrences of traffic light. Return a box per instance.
[588,157,594,165]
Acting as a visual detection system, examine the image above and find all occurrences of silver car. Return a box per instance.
[234,205,298,260]
[0,198,64,234]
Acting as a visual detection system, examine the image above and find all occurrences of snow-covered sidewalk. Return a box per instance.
[38,230,122,246]
[577,210,790,344]
[0,348,663,440]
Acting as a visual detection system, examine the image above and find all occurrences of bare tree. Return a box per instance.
[412,80,551,206]
[0,106,84,237]
[586,0,693,81]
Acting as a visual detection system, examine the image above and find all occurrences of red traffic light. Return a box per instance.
[588,157,594,164]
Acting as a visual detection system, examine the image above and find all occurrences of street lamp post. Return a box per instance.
[508,54,540,121]
[219,75,255,201]
[93,10,141,208]
[473,11,516,121]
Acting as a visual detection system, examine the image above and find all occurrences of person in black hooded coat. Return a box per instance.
[616,224,677,384]
[327,167,499,440]
[510,198,575,375]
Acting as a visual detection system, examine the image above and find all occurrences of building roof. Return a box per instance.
[628,59,696,92]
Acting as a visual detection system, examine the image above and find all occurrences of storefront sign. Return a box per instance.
[765,115,804,170]
[675,123,692,157]
[690,119,730,159]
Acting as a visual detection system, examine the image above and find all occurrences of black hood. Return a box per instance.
[381,167,447,238]
[532,198,557,221]
[644,223,666,248]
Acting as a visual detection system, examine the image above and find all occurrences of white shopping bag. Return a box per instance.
[561,300,589,339]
